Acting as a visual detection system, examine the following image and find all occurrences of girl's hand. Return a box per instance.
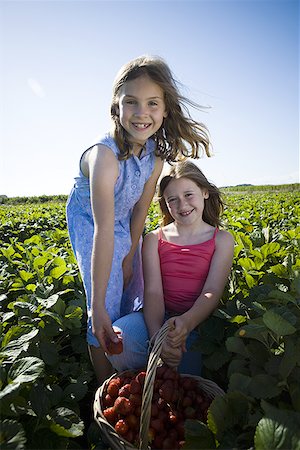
[166,316,189,352]
[161,341,183,369]
[92,308,119,353]
[122,254,133,289]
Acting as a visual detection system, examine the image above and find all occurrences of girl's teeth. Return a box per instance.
[134,123,148,128]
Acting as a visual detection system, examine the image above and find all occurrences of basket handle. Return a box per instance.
[138,321,172,450]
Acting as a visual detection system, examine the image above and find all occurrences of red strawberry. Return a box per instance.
[103,393,114,407]
[136,371,146,387]
[114,396,133,415]
[103,406,117,425]
[118,383,131,398]
[115,419,129,436]
[130,378,142,394]
[107,381,120,398]
[126,413,139,430]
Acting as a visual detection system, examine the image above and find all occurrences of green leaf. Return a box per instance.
[19,270,35,282]
[33,256,48,271]
[48,407,84,438]
[255,417,294,449]
[50,266,68,279]
[228,373,252,395]
[0,328,39,362]
[270,264,289,277]
[24,235,42,245]
[37,294,59,309]
[279,340,297,379]
[0,356,44,401]
[263,309,297,336]
[238,257,256,270]
[226,336,250,357]
[260,242,281,258]
[245,273,256,288]
[207,391,250,439]
[64,381,88,402]
[255,401,300,449]
[183,419,216,449]
[29,382,51,417]
[40,341,59,366]
[0,419,26,450]
[8,356,44,384]
[250,374,281,399]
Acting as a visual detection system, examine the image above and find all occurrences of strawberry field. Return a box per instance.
[0,186,300,450]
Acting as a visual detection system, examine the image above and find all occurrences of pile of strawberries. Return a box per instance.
[101,363,212,449]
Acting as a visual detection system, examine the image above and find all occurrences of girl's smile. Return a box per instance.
[117,76,167,154]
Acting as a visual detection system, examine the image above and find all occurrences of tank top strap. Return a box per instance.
[158,228,163,240]
[213,227,219,239]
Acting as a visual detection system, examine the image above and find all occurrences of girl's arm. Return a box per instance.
[167,230,235,347]
[143,231,183,368]
[122,156,164,287]
[142,231,165,338]
[88,145,120,351]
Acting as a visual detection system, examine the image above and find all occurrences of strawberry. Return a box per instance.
[126,413,139,431]
[103,393,114,407]
[107,337,123,355]
[118,383,131,398]
[183,406,196,419]
[114,396,133,415]
[107,380,120,398]
[129,393,142,406]
[103,406,117,425]
[130,378,142,394]
[115,419,129,436]
[135,371,146,387]
[151,418,164,433]
[159,381,173,403]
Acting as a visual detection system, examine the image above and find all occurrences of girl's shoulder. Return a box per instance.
[144,228,161,243]
[215,229,235,247]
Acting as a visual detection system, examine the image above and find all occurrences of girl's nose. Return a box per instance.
[134,103,148,116]
[178,197,187,208]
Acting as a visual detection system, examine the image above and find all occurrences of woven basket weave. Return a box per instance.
[94,322,224,450]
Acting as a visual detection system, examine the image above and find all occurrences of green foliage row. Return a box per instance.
[0,190,300,449]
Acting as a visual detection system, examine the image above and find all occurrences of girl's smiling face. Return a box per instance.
[164,177,209,224]
[117,76,167,154]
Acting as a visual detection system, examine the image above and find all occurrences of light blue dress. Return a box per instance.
[66,134,156,347]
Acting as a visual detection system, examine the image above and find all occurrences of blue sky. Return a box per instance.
[0,0,299,197]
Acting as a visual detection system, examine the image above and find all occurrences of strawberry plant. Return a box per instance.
[0,187,299,449]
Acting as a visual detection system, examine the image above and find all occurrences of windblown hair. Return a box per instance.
[158,161,224,227]
[110,55,211,161]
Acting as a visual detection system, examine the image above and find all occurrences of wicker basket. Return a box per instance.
[94,322,224,450]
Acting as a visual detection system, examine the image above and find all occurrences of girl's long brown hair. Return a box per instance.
[159,161,224,227]
[110,55,211,161]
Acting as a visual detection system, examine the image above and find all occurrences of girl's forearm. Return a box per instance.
[181,292,220,333]
[91,227,114,312]
[143,295,165,338]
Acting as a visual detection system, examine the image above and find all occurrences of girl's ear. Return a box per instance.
[163,110,168,118]
[203,189,209,199]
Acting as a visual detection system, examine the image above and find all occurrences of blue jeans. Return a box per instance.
[107,311,202,376]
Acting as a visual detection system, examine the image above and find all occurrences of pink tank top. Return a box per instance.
[158,228,218,314]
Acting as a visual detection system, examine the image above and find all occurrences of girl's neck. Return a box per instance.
[132,142,146,157]
[165,220,213,246]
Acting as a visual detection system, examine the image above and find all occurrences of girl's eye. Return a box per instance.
[149,101,158,107]
[126,100,136,105]
[168,198,176,204]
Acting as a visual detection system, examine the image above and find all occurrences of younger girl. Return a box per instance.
[108,161,234,375]
[66,56,211,382]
